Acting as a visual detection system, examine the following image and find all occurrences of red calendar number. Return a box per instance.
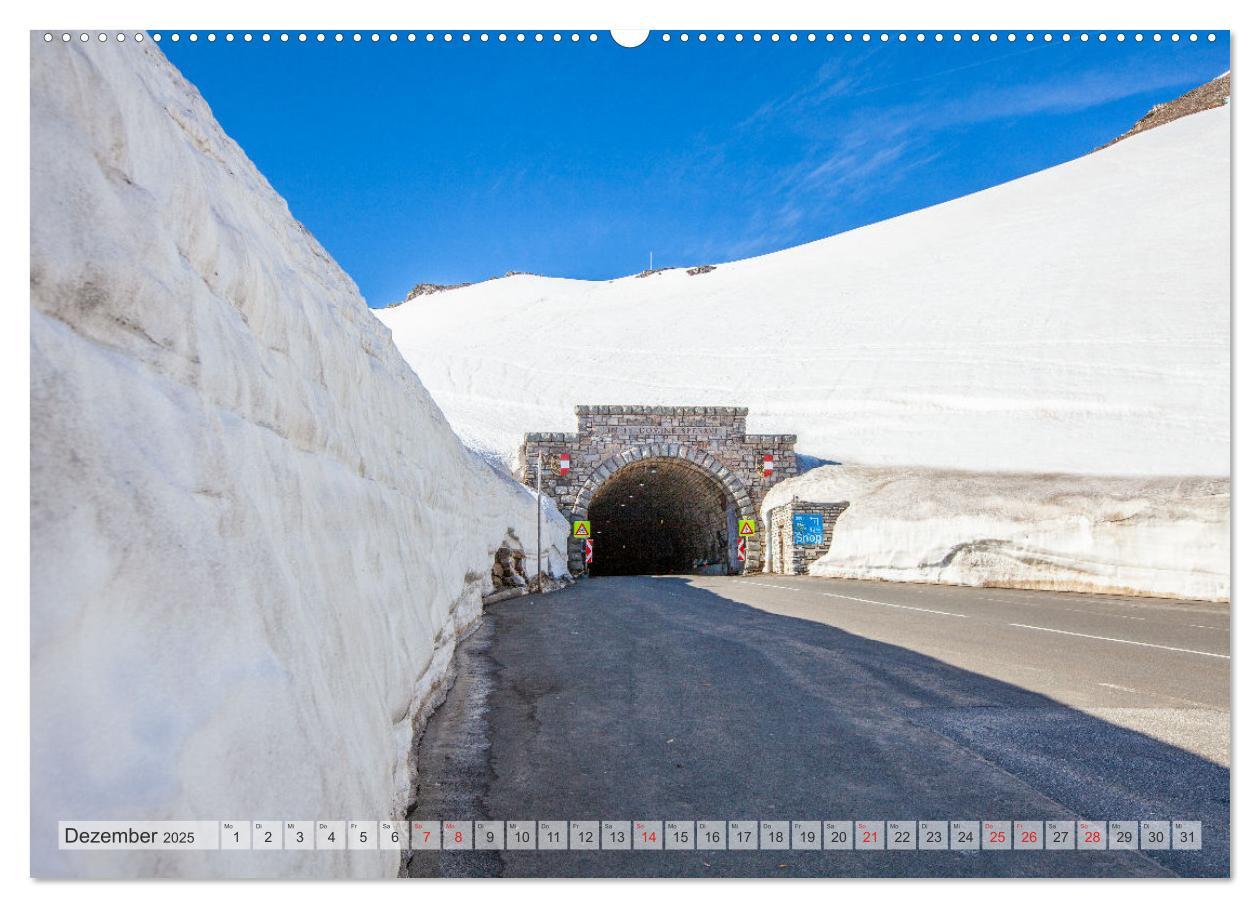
[862,830,878,844]
[989,830,1006,844]
[1084,830,1101,844]
[1020,830,1037,844]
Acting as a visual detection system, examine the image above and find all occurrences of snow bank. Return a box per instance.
[30,37,568,878]
[761,466,1229,601]
[378,104,1228,478]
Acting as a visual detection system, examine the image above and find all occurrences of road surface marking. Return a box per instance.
[817,592,968,618]
[1009,624,1229,660]
[1097,682,1138,693]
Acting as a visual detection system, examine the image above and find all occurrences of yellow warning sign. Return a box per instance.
[572,520,591,538]
[737,518,757,537]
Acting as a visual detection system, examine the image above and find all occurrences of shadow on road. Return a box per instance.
[406,576,1228,878]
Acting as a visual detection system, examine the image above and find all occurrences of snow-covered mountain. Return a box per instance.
[378,102,1229,477]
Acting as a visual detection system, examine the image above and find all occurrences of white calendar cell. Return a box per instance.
[697,820,727,850]
[728,820,758,850]
[506,820,536,850]
[411,821,440,850]
[316,821,346,850]
[253,821,282,851]
[982,820,1011,850]
[792,820,822,850]
[284,821,314,850]
[1014,821,1044,850]
[1045,820,1075,850]
[569,821,599,850]
[1108,821,1138,850]
[633,820,663,850]
[1140,820,1171,850]
[760,820,789,850]
[824,821,854,850]
[1172,820,1202,850]
[347,821,376,850]
[379,821,407,851]
[1077,820,1106,850]
[950,820,979,851]
[443,820,472,850]
[856,820,885,850]
[538,820,567,850]
[601,820,631,850]
[918,821,947,850]
[887,820,915,850]
[665,820,695,850]
[475,820,504,850]
[220,821,250,850]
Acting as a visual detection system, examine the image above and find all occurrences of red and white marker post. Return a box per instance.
[584,539,594,564]
[737,538,747,562]
[762,454,775,478]
[559,453,571,477]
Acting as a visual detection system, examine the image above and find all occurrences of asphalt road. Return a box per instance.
[405,575,1229,878]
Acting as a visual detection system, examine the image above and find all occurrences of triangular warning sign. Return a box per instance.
[738,518,757,537]
[573,520,591,538]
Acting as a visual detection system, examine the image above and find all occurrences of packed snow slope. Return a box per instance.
[30,38,568,879]
[762,467,1229,601]
[379,106,1229,477]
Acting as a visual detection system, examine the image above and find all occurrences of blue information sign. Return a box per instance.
[792,513,825,546]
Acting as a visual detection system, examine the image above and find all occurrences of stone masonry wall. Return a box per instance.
[765,499,850,575]
[519,406,797,574]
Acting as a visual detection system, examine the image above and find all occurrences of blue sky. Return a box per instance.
[161,30,1229,307]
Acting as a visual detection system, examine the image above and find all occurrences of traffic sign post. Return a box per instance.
[559,453,570,477]
[737,538,746,562]
[584,539,594,565]
[762,454,775,478]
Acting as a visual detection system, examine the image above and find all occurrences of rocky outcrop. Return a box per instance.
[1101,72,1230,149]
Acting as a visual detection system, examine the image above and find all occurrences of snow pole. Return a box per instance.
[535,450,542,593]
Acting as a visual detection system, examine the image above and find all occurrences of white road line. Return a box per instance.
[1009,624,1230,660]
[1098,682,1138,693]
[816,592,968,618]
[734,580,967,617]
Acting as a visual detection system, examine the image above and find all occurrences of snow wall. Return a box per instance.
[762,466,1229,602]
[30,37,570,878]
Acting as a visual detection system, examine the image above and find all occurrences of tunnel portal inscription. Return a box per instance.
[519,406,797,575]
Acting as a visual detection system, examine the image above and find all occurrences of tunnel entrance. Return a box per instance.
[586,458,735,576]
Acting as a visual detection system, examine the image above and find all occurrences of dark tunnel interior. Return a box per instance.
[587,459,733,576]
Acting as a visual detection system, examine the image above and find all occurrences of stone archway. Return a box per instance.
[519,405,796,574]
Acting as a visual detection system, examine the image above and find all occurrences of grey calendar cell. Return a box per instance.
[1077,820,1106,850]
[981,821,1011,850]
[791,820,822,850]
[887,820,915,850]
[475,820,504,850]
[1045,820,1075,850]
[696,820,727,850]
[220,821,250,850]
[410,821,441,851]
[316,821,346,850]
[601,820,631,850]
[347,821,376,850]
[443,821,472,850]
[253,821,282,851]
[760,820,789,850]
[1013,821,1044,850]
[1108,821,1138,850]
[569,821,599,851]
[284,821,314,850]
[728,820,758,850]
[823,821,854,850]
[1172,820,1202,850]
[855,820,885,850]
[665,821,695,850]
[1140,820,1171,851]
[917,821,947,850]
[950,820,979,851]
[538,821,568,850]
[506,821,536,850]
[379,821,407,851]
[633,820,664,850]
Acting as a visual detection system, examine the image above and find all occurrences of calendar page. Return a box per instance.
[26,0,1233,888]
